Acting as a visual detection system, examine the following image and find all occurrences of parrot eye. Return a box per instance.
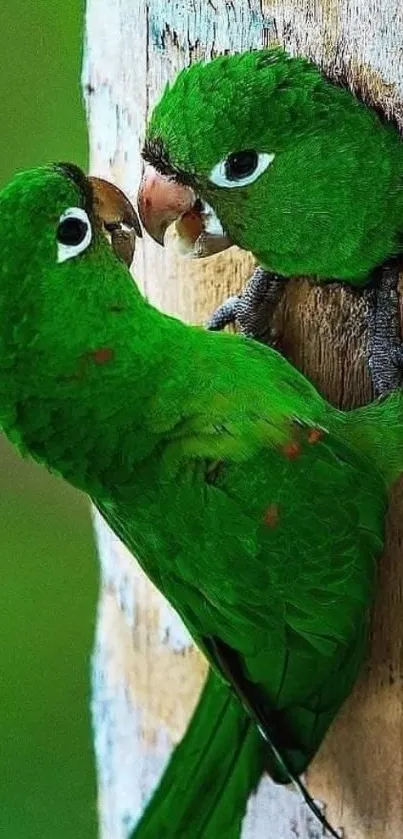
[209,150,275,188]
[57,207,92,263]
[226,150,258,178]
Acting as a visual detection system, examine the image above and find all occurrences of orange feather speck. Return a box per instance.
[282,441,301,459]
[264,504,280,528]
[87,347,115,365]
[307,428,323,444]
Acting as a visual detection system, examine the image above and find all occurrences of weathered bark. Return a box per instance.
[83,2,403,837]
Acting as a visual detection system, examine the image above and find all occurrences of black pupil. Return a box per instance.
[225,150,258,181]
[57,216,88,246]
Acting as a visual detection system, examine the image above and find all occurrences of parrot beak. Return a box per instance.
[138,165,232,258]
[138,165,196,246]
[89,176,142,267]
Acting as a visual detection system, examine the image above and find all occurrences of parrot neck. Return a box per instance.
[0,298,197,500]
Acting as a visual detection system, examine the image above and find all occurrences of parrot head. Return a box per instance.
[139,49,332,267]
[0,164,145,488]
[139,48,403,281]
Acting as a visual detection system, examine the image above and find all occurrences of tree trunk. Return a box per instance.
[83,2,403,837]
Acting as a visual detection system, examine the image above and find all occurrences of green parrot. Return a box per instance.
[138,47,403,395]
[0,164,265,839]
[1,164,403,836]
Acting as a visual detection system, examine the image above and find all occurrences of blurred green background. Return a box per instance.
[0,3,98,838]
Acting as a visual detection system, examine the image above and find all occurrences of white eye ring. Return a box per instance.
[209,152,275,188]
[57,207,92,263]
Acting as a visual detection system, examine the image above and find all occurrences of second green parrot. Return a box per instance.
[139,48,403,394]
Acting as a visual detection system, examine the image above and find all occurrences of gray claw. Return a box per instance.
[206,266,286,345]
[206,296,240,331]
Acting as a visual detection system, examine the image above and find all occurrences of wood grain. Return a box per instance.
[84,2,403,836]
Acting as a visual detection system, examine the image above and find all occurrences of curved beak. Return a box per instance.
[138,165,196,246]
[89,176,142,267]
[138,165,232,258]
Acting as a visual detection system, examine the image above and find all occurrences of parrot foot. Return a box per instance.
[367,264,403,397]
[206,266,286,345]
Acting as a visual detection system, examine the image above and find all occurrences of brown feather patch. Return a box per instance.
[307,428,323,444]
[263,504,280,528]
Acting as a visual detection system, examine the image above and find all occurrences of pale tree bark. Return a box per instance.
[83,2,403,838]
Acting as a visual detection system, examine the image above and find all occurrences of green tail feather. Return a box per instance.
[130,669,265,839]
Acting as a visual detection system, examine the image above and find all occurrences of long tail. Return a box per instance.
[130,668,265,839]
[207,636,342,839]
